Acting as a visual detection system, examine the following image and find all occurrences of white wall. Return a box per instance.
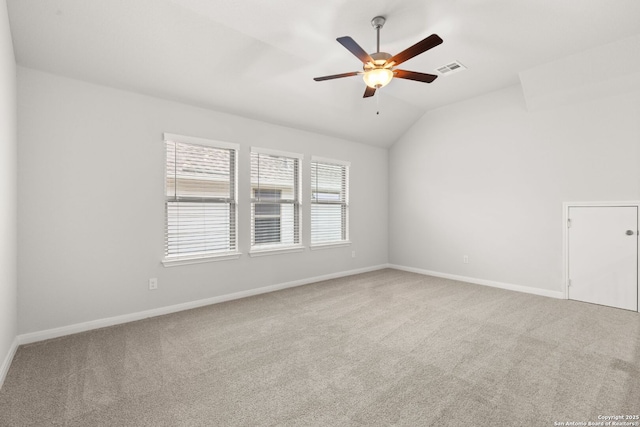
[390,84,640,293]
[17,67,388,335]
[0,0,17,386]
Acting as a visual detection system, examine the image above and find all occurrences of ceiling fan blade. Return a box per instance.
[313,71,360,81]
[387,34,443,66]
[337,36,374,64]
[363,86,376,98]
[394,69,438,83]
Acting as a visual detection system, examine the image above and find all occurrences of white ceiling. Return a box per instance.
[7,0,640,147]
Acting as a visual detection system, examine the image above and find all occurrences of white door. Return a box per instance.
[568,206,638,311]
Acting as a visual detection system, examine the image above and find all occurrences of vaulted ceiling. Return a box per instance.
[7,0,640,147]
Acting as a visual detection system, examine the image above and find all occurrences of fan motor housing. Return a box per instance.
[364,52,392,71]
[370,52,391,61]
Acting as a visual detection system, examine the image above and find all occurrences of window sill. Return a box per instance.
[249,245,305,257]
[309,241,352,250]
[162,252,242,267]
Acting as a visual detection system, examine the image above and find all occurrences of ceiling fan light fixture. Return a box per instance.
[313,16,443,98]
[363,68,393,88]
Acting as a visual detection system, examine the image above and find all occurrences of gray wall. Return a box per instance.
[389,84,640,293]
[0,0,17,384]
[17,67,388,334]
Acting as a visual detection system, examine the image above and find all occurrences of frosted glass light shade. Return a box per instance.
[363,68,393,88]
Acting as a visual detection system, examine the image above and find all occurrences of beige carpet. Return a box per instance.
[1,269,639,426]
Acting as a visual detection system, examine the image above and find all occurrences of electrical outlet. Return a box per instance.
[463,255,469,264]
[149,278,158,290]
[352,251,356,258]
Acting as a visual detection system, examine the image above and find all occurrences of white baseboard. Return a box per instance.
[12,264,561,349]
[17,264,390,346]
[0,337,18,390]
[388,264,564,299]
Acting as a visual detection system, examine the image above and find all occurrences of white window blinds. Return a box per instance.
[165,135,238,261]
[311,159,349,245]
[251,149,301,250]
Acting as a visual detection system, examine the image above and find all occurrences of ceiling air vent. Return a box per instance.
[435,61,467,76]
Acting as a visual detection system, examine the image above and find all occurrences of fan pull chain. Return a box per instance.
[376,89,380,115]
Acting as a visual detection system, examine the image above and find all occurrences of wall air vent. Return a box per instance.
[435,61,467,76]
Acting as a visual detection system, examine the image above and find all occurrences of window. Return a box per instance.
[311,158,350,245]
[251,148,302,253]
[164,133,239,265]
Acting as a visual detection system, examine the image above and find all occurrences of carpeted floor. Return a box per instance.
[1,268,639,426]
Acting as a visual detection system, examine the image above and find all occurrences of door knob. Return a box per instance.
[626,230,635,236]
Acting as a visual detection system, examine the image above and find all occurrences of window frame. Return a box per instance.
[162,133,241,267]
[250,147,304,256]
[310,156,351,249]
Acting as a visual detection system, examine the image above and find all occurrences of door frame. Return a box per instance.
[562,201,640,312]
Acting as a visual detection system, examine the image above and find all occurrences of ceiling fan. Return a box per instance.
[313,16,443,98]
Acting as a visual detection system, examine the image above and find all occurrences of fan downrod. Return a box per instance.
[371,16,386,53]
